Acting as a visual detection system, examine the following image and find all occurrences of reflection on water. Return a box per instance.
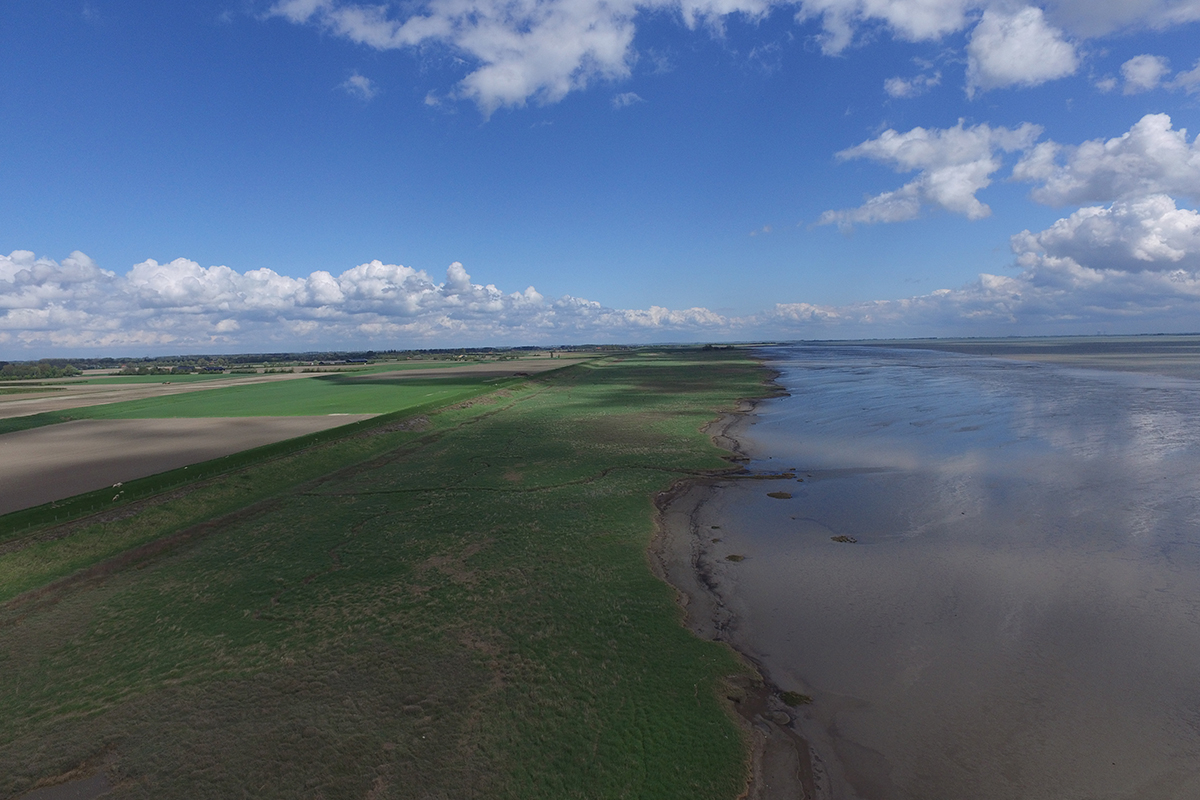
[707,345,1200,800]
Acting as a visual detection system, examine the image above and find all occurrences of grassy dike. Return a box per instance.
[0,349,769,799]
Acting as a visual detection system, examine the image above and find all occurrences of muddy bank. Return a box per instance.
[651,397,825,800]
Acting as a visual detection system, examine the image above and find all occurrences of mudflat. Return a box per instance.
[698,344,1200,799]
[0,416,372,515]
[856,334,1200,379]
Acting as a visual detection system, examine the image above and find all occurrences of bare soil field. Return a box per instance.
[358,358,589,381]
[0,416,373,515]
[0,359,586,420]
[0,372,315,420]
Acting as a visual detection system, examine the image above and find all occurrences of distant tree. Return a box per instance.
[0,360,81,380]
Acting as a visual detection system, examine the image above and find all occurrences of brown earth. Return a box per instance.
[0,371,319,420]
[0,416,373,515]
[357,358,589,381]
[0,359,587,421]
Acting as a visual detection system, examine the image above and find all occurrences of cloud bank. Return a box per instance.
[8,203,1200,356]
[0,252,730,352]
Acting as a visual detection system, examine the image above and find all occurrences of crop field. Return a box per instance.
[77,374,500,418]
[0,349,768,799]
[0,416,376,516]
[0,360,587,435]
[79,361,469,384]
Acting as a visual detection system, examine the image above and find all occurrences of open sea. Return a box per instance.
[703,344,1200,800]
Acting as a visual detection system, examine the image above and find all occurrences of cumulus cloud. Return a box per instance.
[1120,54,1170,93]
[966,6,1078,95]
[339,72,379,100]
[266,1,1200,110]
[819,120,1042,227]
[884,71,941,98]
[1012,194,1200,271]
[0,252,738,352]
[269,0,646,115]
[1013,113,1200,206]
[765,196,1200,335]
[11,218,1200,351]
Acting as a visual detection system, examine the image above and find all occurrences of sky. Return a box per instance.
[2,0,1200,355]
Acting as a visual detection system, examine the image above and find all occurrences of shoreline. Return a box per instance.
[650,375,827,800]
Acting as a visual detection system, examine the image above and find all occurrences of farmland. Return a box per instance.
[0,349,768,799]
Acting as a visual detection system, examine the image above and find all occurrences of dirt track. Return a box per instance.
[0,416,373,515]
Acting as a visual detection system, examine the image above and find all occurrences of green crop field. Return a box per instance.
[0,350,768,799]
[0,373,516,439]
[84,373,260,385]
[81,374,503,418]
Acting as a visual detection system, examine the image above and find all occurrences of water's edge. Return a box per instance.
[650,370,828,800]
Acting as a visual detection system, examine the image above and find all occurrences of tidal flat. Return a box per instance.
[696,342,1200,799]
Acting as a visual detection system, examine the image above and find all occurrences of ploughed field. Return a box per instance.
[0,417,377,516]
[0,351,765,799]
[0,360,582,516]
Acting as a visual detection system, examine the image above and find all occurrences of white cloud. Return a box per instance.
[12,216,1200,351]
[764,197,1200,335]
[1013,113,1200,206]
[795,0,973,54]
[884,71,941,98]
[1168,59,1200,93]
[966,6,1078,95]
[339,72,379,100]
[1012,194,1200,271]
[267,1,1200,110]
[0,252,739,352]
[1041,0,1200,38]
[270,0,648,116]
[819,120,1042,227]
[611,91,644,108]
[1121,54,1170,93]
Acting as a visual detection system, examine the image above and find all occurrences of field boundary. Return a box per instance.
[0,376,529,543]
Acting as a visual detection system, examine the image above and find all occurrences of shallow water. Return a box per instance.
[705,345,1200,800]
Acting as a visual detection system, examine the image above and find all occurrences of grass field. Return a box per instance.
[81,374,500,418]
[0,373,510,438]
[0,350,767,799]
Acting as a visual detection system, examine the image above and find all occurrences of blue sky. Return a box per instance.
[3,0,1200,353]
